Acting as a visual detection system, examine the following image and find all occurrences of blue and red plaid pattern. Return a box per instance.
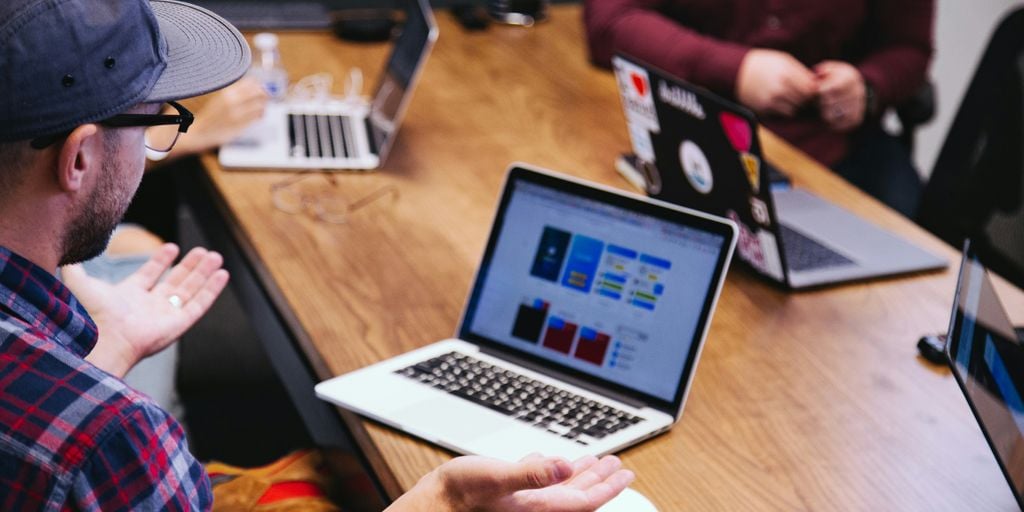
[0,247,212,510]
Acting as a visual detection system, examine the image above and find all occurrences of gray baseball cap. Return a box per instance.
[0,0,251,142]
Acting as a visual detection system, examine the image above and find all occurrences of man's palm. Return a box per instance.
[64,244,229,377]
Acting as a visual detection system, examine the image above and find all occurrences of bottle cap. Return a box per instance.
[254,32,279,51]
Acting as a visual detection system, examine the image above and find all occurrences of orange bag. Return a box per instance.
[207,450,341,512]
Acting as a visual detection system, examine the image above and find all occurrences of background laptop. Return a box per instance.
[946,240,1024,508]
[612,54,947,289]
[218,0,437,170]
[316,163,737,461]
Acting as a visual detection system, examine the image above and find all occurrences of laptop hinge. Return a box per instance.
[477,345,649,410]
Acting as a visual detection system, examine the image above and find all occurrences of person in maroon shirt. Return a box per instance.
[584,0,935,217]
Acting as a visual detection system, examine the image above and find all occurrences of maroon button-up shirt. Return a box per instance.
[584,0,935,166]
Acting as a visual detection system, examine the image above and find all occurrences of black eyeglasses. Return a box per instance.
[29,101,194,153]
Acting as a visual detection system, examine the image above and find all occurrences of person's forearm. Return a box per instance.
[583,0,750,96]
[855,0,934,107]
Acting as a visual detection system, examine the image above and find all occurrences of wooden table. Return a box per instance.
[195,5,1020,510]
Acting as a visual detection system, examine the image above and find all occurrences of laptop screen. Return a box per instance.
[947,245,1024,505]
[460,167,735,409]
[368,0,436,157]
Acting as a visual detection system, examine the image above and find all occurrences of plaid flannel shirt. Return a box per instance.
[0,247,212,510]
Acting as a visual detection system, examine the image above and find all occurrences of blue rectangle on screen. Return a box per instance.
[561,235,604,293]
[640,254,672,269]
[598,290,622,300]
[606,245,638,259]
[653,283,665,295]
[548,316,565,329]
[631,299,655,311]
[602,273,627,285]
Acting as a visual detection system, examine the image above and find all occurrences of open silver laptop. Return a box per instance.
[316,163,737,461]
[613,54,947,289]
[218,0,437,170]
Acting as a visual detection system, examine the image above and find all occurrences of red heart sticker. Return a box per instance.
[719,111,752,153]
[630,72,647,97]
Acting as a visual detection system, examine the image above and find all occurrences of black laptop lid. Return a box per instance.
[946,241,1024,507]
[612,53,788,283]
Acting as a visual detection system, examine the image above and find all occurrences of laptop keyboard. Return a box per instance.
[779,224,855,272]
[395,352,645,446]
[288,113,366,161]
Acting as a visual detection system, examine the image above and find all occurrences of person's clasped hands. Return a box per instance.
[736,49,868,132]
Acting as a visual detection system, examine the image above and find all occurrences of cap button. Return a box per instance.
[62,74,75,87]
[104,57,116,69]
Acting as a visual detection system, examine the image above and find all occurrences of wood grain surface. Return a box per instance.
[196,6,1019,510]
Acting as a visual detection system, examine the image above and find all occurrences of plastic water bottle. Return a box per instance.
[252,33,288,100]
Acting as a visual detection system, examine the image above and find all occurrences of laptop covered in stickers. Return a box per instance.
[612,53,946,289]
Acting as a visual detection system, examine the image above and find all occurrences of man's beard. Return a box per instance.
[59,156,136,266]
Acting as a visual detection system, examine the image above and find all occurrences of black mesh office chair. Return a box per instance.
[896,82,936,154]
[917,7,1024,288]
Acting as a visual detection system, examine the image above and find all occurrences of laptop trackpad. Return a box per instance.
[396,399,511,442]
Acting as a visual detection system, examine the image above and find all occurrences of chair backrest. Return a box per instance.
[917,7,1024,288]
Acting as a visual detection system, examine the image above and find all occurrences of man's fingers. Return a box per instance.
[125,243,179,290]
[181,270,230,324]
[570,455,599,476]
[158,247,208,289]
[813,60,840,78]
[780,57,817,97]
[818,79,842,98]
[169,251,225,302]
[502,457,573,493]
[581,469,636,507]
[566,455,623,490]
[790,73,818,100]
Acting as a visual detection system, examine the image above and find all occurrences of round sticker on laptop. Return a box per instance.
[680,140,713,194]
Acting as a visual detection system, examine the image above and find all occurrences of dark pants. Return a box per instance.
[833,126,923,218]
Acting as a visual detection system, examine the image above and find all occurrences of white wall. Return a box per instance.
[914,0,1024,177]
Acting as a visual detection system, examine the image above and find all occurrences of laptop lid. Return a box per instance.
[946,240,1024,508]
[612,53,789,284]
[456,164,737,416]
[366,0,438,161]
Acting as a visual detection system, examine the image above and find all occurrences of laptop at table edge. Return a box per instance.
[315,162,738,461]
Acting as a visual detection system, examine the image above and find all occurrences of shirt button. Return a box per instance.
[766,15,782,30]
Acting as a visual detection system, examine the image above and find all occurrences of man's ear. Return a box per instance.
[55,124,101,193]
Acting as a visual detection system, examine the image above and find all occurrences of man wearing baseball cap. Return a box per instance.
[0,0,247,508]
[0,1,633,510]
